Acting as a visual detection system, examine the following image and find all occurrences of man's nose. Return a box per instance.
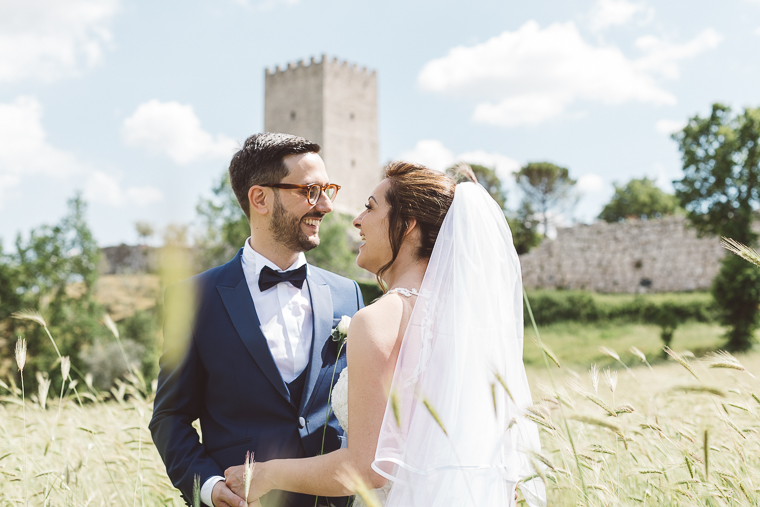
[314,190,334,213]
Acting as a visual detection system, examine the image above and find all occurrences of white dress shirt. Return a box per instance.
[201,239,314,506]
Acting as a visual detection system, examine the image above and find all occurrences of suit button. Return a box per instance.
[298,417,306,429]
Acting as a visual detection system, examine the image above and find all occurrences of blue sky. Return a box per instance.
[1,0,759,247]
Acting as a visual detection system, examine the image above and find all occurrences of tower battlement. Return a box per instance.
[266,55,376,78]
[264,55,380,214]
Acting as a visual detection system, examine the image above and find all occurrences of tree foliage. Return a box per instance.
[1,195,108,389]
[673,103,760,350]
[196,173,250,270]
[515,162,577,236]
[598,177,680,223]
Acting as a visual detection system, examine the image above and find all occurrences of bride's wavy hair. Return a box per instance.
[377,161,477,289]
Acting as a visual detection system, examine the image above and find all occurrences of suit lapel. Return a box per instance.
[217,252,290,403]
[300,269,334,414]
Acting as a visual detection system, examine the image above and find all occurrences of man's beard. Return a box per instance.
[269,192,321,252]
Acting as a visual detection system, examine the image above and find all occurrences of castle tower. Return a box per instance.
[264,55,380,214]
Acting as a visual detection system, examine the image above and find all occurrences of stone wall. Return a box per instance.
[519,216,754,293]
[264,55,380,214]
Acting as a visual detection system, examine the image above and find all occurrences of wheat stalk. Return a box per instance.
[721,237,760,267]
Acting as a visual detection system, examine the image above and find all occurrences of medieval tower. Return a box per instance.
[264,55,380,214]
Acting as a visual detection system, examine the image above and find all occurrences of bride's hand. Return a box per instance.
[224,462,273,503]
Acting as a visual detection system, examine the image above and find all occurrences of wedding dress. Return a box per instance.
[331,288,417,506]
[333,182,546,507]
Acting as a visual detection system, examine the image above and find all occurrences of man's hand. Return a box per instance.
[211,480,246,507]
[225,463,273,503]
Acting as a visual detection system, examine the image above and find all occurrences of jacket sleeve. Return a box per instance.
[149,283,223,502]
[353,280,365,311]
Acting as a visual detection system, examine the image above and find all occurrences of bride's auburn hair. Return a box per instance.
[377,161,477,288]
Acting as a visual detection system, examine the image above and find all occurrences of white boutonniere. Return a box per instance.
[331,315,351,346]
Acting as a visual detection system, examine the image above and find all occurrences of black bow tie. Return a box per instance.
[258,264,308,292]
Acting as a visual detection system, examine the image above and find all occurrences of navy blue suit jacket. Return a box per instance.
[149,250,364,506]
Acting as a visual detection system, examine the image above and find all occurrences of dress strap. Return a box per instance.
[386,287,419,298]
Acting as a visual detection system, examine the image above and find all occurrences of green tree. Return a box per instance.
[2,195,108,390]
[673,103,760,350]
[196,173,250,270]
[515,162,577,237]
[508,201,542,255]
[598,177,681,223]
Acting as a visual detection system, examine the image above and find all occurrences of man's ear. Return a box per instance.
[248,186,270,216]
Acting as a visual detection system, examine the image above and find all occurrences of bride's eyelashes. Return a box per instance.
[364,203,372,211]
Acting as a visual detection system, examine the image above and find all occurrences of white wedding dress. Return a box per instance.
[331,183,545,507]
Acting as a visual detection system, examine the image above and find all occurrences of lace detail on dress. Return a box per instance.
[385,287,419,298]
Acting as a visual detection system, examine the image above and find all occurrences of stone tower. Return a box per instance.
[264,55,380,214]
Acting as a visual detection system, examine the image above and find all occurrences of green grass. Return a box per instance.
[523,321,728,369]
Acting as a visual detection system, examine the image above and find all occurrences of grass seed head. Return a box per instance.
[589,364,599,394]
[721,237,760,267]
[15,337,27,371]
[335,464,382,507]
[705,351,754,377]
[103,313,120,340]
[11,309,47,327]
[61,356,70,381]
[603,368,617,394]
[37,374,51,410]
[599,346,620,362]
[243,451,255,502]
[664,347,700,380]
[629,346,646,362]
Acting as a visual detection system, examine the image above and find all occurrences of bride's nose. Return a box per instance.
[352,213,363,229]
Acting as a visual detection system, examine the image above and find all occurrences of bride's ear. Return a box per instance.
[403,218,418,237]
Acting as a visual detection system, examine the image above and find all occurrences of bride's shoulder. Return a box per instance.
[348,295,404,349]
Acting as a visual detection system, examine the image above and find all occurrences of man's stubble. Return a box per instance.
[269,191,321,253]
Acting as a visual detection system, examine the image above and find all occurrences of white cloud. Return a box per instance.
[84,171,164,207]
[0,96,161,209]
[577,173,605,193]
[589,0,646,31]
[655,119,686,135]
[0,0,119,83]
[398,140,520,179]
[122,100,239,165]
[399,140,455,171]
[0,96,84,188]
[418,21,721,127]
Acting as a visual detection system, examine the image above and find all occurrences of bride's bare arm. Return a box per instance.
[225,296,405,500]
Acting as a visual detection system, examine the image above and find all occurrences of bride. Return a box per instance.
[226,161,546,507]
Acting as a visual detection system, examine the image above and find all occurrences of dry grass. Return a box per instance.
[525,348,760,506]
[0,377,184,505]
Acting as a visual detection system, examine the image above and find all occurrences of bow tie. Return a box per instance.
[258,264,308,292]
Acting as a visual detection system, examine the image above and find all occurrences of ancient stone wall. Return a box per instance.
[519,216,757,293]
[264,55,380,214]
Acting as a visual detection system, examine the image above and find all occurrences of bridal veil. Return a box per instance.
[372,182,546,507]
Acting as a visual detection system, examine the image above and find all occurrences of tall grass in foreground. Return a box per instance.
[1,312,184,506]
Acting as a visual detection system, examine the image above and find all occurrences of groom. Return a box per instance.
[150,132,363,507]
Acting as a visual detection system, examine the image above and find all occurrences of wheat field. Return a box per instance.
[3,339,760,506]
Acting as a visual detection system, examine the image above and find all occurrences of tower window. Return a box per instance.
[290,111,296,120]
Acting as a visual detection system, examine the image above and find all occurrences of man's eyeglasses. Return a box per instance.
[261,183,341,205]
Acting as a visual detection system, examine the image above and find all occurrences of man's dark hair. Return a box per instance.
[228,132,321,219]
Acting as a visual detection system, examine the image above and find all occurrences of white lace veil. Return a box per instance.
[371,182,546,507]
